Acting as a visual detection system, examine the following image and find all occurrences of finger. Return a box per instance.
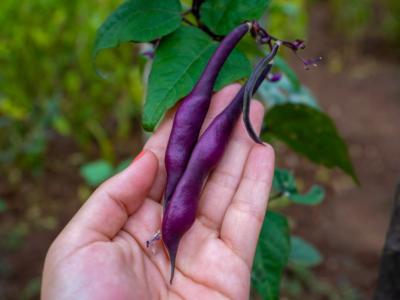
[144,109,176,203]
[55,150,159,251]
[197,100,265,232]
[220,144,275,268]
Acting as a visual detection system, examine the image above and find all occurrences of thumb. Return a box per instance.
[56,150,159,251]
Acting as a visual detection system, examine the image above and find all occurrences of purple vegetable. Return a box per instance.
[164,22,251,209]
[243,43,280,144]
[162,57,274,284]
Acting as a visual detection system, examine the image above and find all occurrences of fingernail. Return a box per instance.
[133,150,146,163]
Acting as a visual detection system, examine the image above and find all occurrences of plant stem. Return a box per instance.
[189,0,224,41]
[192,0,203,19]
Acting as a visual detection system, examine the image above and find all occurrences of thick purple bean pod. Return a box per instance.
[164,22,251,209]
[162,57,274,284]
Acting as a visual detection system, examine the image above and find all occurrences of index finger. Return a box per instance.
[144,108,176,202]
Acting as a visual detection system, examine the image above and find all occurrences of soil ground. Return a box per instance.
[282,3,400,299]
[1,3,399,300]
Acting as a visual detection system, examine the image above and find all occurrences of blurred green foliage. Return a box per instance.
[0,0,310,177]
[329,0,373,39]
[0,0,144,174]
[383,0,400,44]
[326,0,400,45]
[1,0,399,176]
[268,0,308,39]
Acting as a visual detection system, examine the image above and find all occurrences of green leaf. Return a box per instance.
[80,160,114,187]
[143,25,251,130]
[200,0,271,35]
[93,0,182,57]
[289,236,323,267]
[273,168,297,195]
[272,168,325,205]
[258,75,319,109]
[290,185,325,205]
[264,104,358,182]
[252,211,290,300]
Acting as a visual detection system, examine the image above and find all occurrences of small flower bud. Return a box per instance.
[268,72,282,82]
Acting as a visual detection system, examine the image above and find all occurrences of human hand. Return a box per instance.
[41,84,275,300]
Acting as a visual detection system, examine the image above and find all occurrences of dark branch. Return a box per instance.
[192,0,204,19]
[198,24,224,41]
[374,182,400,299]
[189,0,224,41]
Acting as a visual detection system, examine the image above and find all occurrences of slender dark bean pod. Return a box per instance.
[162,60,273,284]
[243,42,280,144]
[164,22,251,210]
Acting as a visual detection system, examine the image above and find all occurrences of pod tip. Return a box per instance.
[169,251,176,284]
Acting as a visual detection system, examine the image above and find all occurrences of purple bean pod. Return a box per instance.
[164,22,252,209]
[162,59,274,284]
[243,43,280,144]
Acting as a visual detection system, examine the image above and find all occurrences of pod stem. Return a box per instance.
[243,42,281,144]
[251,21,322,69]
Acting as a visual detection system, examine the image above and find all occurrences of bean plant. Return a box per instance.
[93,0,357,299]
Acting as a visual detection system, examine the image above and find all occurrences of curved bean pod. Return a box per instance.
[164,22,251,209]
[243,43,280,144]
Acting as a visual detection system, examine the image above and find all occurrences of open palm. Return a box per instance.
[41,85,275,300]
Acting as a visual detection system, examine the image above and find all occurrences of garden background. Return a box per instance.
[0,0,399,299]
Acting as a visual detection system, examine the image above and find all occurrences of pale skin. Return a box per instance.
[41,84,275,300]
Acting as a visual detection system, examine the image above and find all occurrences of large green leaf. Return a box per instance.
[264,104,358,183]
[273,168,325,205]
[252,211,290,300]
[143,25,251,130]
[94,0,182,57]
[200,0,271,35]
[289,236,323,267]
